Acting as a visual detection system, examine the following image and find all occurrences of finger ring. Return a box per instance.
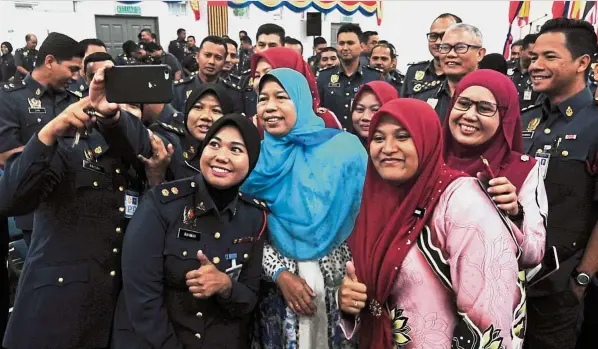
[295,303,300,308]
[353,300,358,308]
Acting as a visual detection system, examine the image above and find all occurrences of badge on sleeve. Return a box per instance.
[124,190,139,218]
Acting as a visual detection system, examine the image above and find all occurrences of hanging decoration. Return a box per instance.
[228,0,383,25]
[503,1,524,59]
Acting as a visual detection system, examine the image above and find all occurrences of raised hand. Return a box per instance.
[338,261,368,315]
[185,250,232,299]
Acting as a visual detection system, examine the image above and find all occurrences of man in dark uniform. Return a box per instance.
[0,213,7,346]
[401,13,462,98]
[222,38,241,88]
[240,23,285,117]
[187,35,199,56]
[13,34,38,81]
[115,40,139,66]
[308,36,327,71]
[519,18,598,349]
[358,31,379,67]
[169,28,189,64]
[317,23,383,132]
[236,36,253,77]
[68,38,107,98]
[413,23,485,122]
[0,32,83,247]
[507,34,538,110]
[370,42,404,94]
[145,41,183,80]
[510,39,523,62]
[315,47,340,77]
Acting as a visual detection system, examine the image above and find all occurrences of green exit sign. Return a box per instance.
[116,4,141,15]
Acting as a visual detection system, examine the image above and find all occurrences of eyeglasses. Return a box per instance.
[453,96,502,117]
[426,32,445,42]
[439,43,482,54]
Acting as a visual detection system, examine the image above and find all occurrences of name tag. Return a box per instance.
[535,153,551,179]
[124,190,139,218]
[82,160,105,173]
[328,83,340,88]
[28,108,46,114]
[522,131,534,139]
[177,228,202,241]
[523,90,532,101]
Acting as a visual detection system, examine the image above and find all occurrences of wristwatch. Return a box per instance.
[571,269,592,286]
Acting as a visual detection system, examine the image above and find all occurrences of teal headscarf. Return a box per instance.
[241,68,367,261]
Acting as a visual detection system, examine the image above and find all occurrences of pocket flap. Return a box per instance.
[33,263,89,289]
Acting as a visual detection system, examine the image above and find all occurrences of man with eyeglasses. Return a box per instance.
[412,23,486,122]
[401,13,461,98]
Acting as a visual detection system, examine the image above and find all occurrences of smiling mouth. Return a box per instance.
[264,116,283,125]
[445,61,461,67]
[380,158,404,165]
[531,75,549,82]
[212,166,231,173]
[196,124,211,133]
[458,123,479,133]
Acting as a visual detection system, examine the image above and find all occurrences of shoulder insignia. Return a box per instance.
[174,75,195,86]
[318,65,335,74]
[158,121,185,136]
[157,178,196,204]
[66,89,83,99]
[520,104,541,114]
[366,65,383,73]
[242,69,251,75]
[412,79,442,94]
[238,192,269,211]
[220,77,242,91]
[2,80,26,92]
[407,60,430,66]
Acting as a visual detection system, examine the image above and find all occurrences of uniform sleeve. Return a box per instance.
[171,85,185,113]
[515,162,548,269]
[96,110,153,165]
[317,73,327,108]
[121,192,184,349]
[0,134,65,217]
[13,50,23,68]
[167,55,182,74]
[231,89,244,114]
[216,221,266,316]
[439,180,519,348]
[0,92,23,154]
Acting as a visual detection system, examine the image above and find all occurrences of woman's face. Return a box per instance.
[200,125,250,189]
[257,79,297,138]
[370,115,419,185]
[0,45,7,55]
[253,59,273,92]
[352,90,381,138]
[187,93,224,142]
[448,86,500,147]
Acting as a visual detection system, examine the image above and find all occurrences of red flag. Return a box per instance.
[552,1,566,17]
[190,0,200,21]
[504,1,524,59]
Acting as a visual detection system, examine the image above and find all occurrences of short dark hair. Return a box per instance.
[256,23,285,45]
[320,47,338,54]
[224,38,238,50]
[371,42,396,59]
[199,35,228,56]
[35,32,84,67]
[83,52,114,75]
[239,30,248,36]
[521,34,538,50]
[187,35,196,42]
[337,23,362,39]
[435,13,463,24]
[539,18,598,59]
[285,37,303,54]
[360,31,378,44]
[241,36,252,45]
[79,38,106,53]
[25,34,36,42]
[122,40,138,56]
[313,36,326,46]
[511,40,523,49]
[144,42,163,53]
[177,28,186,35]
[138,28,152,40]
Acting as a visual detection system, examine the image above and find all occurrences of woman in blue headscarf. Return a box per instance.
[243,68,367,349]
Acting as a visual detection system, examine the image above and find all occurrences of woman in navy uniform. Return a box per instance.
[112,113,267,349]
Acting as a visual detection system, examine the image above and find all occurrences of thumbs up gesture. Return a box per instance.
[338,261,368,315]
[185,250,232,299]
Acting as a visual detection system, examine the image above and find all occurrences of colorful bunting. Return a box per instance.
[503,1,524,59]
[518,0,531,26]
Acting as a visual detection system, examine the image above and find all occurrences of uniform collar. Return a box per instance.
[336,60,364,77]
[542,87,592,122]
[24,74,47,97]
[193,173,240,220]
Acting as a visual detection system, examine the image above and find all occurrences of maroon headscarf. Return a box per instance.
[351,81,399,142]
[348,99,466,349]
[443,69,535,192]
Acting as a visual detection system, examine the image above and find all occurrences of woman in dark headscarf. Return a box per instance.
[443,69,546,269]
[339,98,524,349]
[0,42,16,82]
[351,81,398,145]
[113,113,268,349]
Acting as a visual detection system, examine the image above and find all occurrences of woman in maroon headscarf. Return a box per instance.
[338,99,526,349]
[351,81,398,145]
[250,47,341,137]
[444,69,547,268]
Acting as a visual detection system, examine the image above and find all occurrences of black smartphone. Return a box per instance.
[527,246,560,286]
[105,65,173,104]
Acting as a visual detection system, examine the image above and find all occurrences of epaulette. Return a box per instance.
[173,74,195,86]
[157,121,185,136]
[242,69,251,75]
[220,77,241,91]
[366,65,384,73]
[238,192,269,211]
[412,79,442,94]
[2,80,26,92]
[520,104,541,114]
[317,65,336,74]
[157,177,196,204]
[65,89,83,99]
[407,60,430,66]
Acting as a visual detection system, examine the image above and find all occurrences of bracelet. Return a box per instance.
[508,202,524,221]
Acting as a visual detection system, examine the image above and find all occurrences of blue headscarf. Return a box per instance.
[241,68,367,261]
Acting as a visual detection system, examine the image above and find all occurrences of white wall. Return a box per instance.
[0,0,557,72]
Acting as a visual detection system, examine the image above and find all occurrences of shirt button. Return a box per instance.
[214,232,221,239]
[93,181,99,187]
[58,277,64,284]
[344,104,348,108]
[213,257,220,264]
[195,333,201,339]
[119,207,125,213]
[344,116,348,119]
[244,253,249,259]
[573,242,577,247]
[110,271,116,277]
[343,128,347,131]
[544,128,551,135]
[113,248,119,254]
[562,150,569,157]
[115,168,121,174]
[115,227,121,233]
[182,251,188,257]
[536,149,543,154]
[196,312,203,318]
[119,186,124,191]
[345,92,350,96]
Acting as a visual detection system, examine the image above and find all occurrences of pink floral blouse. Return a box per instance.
[342,176,547,349]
